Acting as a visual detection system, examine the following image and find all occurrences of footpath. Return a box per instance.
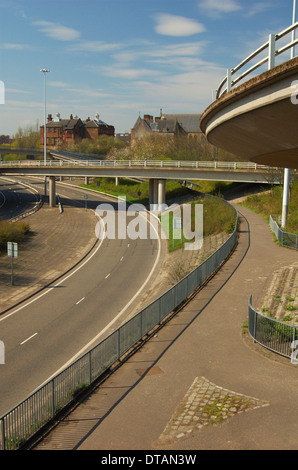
[31,203,298,451]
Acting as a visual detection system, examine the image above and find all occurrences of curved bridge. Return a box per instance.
[200,21,298,170]
[200,57,298,169]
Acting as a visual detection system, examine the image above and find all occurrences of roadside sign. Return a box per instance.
[7,242,18,258]
[7,242,18,285]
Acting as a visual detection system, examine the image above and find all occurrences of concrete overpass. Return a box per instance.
[200,20,298,227]
[200,57,298,169]
[0,158,276,209]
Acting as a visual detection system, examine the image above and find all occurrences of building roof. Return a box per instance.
[162,114,202,133]
[149,119,179,133]
[83,119,112,128]
[41,118,82,129]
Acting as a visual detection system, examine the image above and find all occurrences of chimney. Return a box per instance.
[144,114,153,122]
[47,114,53,122]
[70,114,73,119]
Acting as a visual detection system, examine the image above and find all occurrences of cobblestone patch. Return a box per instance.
[157,376,270,444]
[259,263,298,322]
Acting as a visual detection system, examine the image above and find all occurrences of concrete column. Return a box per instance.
[158,179,166,212]
[49,176,56,208]
[149,179,158,211]
[115,177,119,186]
[85,176,89,185]
[281,168,290,228]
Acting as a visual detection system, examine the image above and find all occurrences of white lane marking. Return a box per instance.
[105,273,111,279]
[0,217,106,324]
[120,256,124,262]
[127,243,130,247]
[76,297,85,305]
[40,210,162,382]
[20,333,38,345]
[0,190,6,209]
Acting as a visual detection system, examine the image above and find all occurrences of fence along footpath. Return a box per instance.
[0,197,238,450]
[269,215,298,250]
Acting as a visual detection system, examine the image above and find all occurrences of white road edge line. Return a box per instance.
[39,210,162,385]
[0,217,105,324]
[76,297,85,305]
[5,183,160,392]
[20,333,38,345]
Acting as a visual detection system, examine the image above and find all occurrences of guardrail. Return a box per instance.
[0,158,270,171]
[216,21,298,99]
[269,215,298,250]
[0,199,238,450]
[0,177,43,223]
[248,295,298,359]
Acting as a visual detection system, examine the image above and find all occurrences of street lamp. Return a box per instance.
[40,68,50,197]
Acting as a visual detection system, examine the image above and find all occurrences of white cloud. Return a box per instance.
[0,43,33,50]
[245,2,272,18]
[154,13,205,37]
[49,81,70,88]
[6,88,30,94]
[68,41,122,53]
[199,0,242,16]
[101,66,160,80]
[33,20,81,41]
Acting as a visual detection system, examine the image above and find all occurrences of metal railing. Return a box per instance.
[269,215,298,250]
[0,157,270,171]
[216,21,298,99]
[0,202,238,450]
[248,295,298,358]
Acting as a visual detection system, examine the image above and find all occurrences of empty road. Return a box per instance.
[0,177,163,415]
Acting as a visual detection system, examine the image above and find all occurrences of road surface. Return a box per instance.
[0,176,162,415]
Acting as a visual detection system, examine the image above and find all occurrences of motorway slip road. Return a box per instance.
[0,178,163,415]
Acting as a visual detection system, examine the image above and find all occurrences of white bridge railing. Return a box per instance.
[216,21,298,99]
[0,158,270,171]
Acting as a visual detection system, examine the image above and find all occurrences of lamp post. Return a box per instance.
[40,68,50,197]
[282,0,296,228]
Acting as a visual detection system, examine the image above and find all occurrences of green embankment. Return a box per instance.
[81,178,237,251]
[240,180,298,235]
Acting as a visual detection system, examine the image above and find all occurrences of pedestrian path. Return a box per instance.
[33,204,298,451]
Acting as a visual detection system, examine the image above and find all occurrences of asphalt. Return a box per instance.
[28,202,298,451]
[0,188,97,314]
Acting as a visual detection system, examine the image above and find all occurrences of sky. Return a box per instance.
[0,0,296,136]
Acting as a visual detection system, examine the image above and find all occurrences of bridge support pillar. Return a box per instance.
[157,179,166,212]
[281,168,290,228]
[49,176,56,208]
[149,179,166,212]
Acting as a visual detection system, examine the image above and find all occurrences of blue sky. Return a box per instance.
[0,0,296,136]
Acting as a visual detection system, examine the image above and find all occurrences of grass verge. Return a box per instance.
[0,221,30,255]
[239,180,298,235]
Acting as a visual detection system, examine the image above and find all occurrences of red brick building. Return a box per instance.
[0,135,10,144]
[83,114,115,140]
[40,113,115,149]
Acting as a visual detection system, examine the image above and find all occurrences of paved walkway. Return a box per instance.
[32,204,298,451]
